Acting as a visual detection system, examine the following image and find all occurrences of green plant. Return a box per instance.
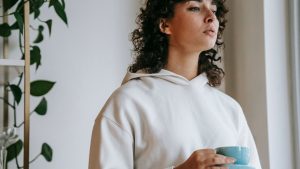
[0,0,68,168]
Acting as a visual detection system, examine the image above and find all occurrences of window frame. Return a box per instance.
[290,0,300,168]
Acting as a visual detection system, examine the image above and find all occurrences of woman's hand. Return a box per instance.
[174,149,235,169]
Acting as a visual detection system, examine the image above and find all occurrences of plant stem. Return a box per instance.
[19,32,24,55]
[11,99,21,169]
[16,111,34,128]
[29,25,38,31]
[14,144,21,169]
[0,97,15,109]
[37,18,46,23]
[17,73,24,86]
[18,154,41,168]
[0,0,31,17]
[13,101,17,128]
[29,154,41,164]
[0,12,15,17]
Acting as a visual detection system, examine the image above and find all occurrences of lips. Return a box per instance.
[203,27,216,37]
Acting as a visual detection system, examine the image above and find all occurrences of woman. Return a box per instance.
[89,0,262,169]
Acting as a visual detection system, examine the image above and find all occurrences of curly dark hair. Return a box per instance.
[129,0,228,87]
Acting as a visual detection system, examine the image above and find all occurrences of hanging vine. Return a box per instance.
[0,0,68,168]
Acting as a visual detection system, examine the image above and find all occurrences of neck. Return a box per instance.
[165,46,201,80]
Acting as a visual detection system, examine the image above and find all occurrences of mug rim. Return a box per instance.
[215,146,249,150]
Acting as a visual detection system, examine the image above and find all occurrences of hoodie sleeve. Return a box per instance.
[88,115,177,169]
[88,115,134,169]
[88,91,176,169]
[235,103,262,169]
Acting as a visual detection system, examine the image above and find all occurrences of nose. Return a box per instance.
[204,8,216,23]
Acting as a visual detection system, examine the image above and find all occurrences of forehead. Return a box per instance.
[179,0,217,5]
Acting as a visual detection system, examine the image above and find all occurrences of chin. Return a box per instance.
[198,40,217,51]
[202,44,216,51]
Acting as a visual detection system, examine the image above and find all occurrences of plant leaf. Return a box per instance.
[34,9,41,19]
[60,0,65,9]
[0,23,12,37]
[3,0,19,12]
[49,0,55,7]
[15,0,24,14]
[30,46,42,70]
[9,85,22,104]
[31,80,55,97]
[38,25,44,32]
[10,22,19,30]
[52,0,68,25]
[34,25,44,44]
[6,140,23,162]
[33,31,43,44]
[14,12,24,34]
[34,97,47,115]
[30,0,45,14]
[45,19,52,36]
[41,143,53,162]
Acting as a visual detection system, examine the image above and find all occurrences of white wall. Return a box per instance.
[224,0,296,169]
[7,1,139,169]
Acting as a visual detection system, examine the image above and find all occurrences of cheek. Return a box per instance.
[216,20,220,30]
[171,19,195,36]
[182,18,202,34]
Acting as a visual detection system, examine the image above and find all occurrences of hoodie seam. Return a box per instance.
[101,115,134,141]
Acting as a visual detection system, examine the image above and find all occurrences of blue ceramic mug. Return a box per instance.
[215,146,250,165]
[222,164,255,169]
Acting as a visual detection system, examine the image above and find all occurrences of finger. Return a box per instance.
[205,153,228,159]
[203,155,235,166]
[209,167,228,169]
[203,153,234,163]
[195,148,216,155]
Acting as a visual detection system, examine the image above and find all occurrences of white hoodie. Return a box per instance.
[89,69,262,169]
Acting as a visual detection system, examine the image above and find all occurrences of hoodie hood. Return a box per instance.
[121,69,208,86]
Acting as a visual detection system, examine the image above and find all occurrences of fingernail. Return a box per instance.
[228,157,236,163]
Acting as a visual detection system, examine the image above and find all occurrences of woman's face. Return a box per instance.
[163,0,219,53]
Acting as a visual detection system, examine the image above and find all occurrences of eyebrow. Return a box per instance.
[182,0,202,2]
[183,0,217,5]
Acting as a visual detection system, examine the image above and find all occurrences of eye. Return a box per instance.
[187,7,200,12]
[211,4,217,14]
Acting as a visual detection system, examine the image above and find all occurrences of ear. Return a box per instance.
[159,18,172,35]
